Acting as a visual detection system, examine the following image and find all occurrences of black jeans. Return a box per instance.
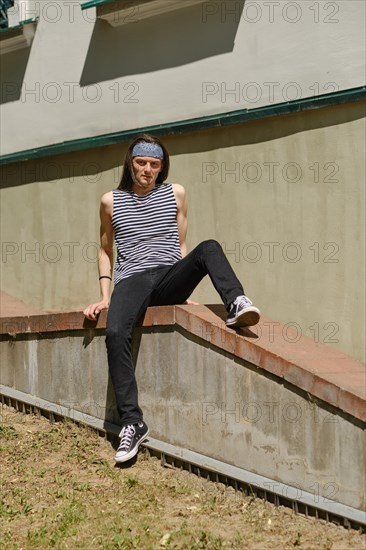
[105,240,244,426]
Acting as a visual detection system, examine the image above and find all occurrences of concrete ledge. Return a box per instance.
[1,305,365,422]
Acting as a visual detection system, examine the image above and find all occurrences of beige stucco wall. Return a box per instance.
[1,0,365,155]
[1,101,365,361]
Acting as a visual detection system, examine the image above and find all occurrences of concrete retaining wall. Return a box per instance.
[1,306,365,516]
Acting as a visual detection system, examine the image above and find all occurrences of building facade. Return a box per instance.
[1,0,365,361]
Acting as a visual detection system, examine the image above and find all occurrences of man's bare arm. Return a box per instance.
[172,183,188,258]
[84,192,114,320]
[172,184,199,305]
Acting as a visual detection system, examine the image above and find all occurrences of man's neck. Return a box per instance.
[131,182,156,196]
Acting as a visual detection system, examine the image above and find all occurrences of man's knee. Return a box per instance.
[199,239,223,254]
[105,325,127,345]
[105,326,119,340]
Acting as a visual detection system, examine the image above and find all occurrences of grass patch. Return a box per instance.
[1,405,365,550]
[0,424,18,440]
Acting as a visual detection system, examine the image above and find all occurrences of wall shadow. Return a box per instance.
[1,100,364,190]
[80,1,244,85]
[0,145,124,189]
[0,46,32,104]
[163,100,366,157]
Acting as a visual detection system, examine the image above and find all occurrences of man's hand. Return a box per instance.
[83,299,109,320]
[184,299,200,305]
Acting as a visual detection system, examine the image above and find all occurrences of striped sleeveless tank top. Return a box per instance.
[112,183,182,284]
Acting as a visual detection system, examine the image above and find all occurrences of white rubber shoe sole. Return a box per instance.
[115,427,150,463]
[226,306,261,328]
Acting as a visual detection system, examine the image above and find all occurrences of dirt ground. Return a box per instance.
[1,404,365,550]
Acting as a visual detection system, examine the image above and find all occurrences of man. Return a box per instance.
[84,133,260,463]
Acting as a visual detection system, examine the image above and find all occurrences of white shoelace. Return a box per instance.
[118,424,135,451]
[235,295,252,309]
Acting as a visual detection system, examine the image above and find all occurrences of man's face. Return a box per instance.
[132,156,162,192]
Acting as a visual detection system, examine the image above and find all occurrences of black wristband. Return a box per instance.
[99,276,112,281]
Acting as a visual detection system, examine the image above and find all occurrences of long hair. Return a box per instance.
[118,133,170,191]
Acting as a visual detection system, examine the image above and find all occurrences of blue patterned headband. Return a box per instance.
[131,141,164,159]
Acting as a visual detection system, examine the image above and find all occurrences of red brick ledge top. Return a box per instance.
[1,305,365,423]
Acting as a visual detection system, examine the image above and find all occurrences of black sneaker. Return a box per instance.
[226,295,261,327]
[115,421,149,463]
